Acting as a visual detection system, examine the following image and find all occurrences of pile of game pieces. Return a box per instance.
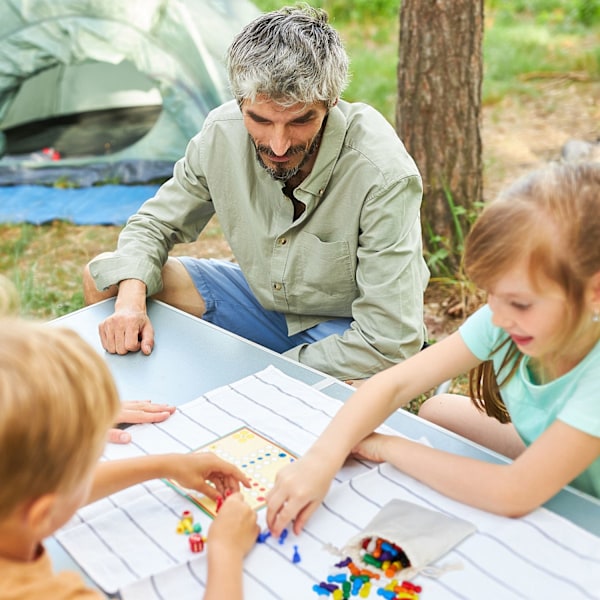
[175,510,206,553]
[312,536,422,599]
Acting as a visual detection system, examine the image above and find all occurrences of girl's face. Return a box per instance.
[487,260,568,359]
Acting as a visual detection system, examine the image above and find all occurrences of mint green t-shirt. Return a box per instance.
[460,304,600,498]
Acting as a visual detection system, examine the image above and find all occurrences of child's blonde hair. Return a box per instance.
[463,162,600,421]
[0,319,120,518]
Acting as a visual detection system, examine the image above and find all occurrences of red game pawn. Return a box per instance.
[189,533,205,553]
[215,495,224,512]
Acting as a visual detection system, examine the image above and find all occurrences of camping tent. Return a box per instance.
[0,0,259,185]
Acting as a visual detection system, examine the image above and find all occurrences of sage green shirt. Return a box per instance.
[90,100,429,379]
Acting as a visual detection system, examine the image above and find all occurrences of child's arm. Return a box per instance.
[204,492,259,600]
[352,419,600,517]
[86,453,250,505]
[266,331,480,535]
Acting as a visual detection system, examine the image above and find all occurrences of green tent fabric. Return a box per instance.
[0,0,259,185]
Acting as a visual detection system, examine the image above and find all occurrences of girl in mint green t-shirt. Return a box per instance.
[265,162,600,535]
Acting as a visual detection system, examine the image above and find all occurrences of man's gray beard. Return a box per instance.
[254,133,321,182]
[259,159,301,182]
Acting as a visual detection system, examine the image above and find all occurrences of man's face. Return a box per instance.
[241,96,329,182]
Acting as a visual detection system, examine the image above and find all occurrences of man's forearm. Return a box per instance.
[115,278,148,311]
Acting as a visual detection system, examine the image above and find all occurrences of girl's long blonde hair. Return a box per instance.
[463,162,600,421]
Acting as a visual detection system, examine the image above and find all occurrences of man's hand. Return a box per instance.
[107,400,176,444]
[98,279,154,355]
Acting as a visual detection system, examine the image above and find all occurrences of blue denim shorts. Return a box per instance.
[178,258,352,353]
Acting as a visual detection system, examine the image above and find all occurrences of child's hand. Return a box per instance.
[208,493,259,559]
[266,453,335,538]
[107,400,176,444]
[171,453,251,500]
[351,432,392,463]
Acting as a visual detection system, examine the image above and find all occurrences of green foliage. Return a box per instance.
[424,190,484,281]
[11,268,84,318]
[252,0,399,22]
[252,0,600,120]
[0,223,86,319]
[53,176,78,189]
[487,0,600,27]
[483,1,600,103]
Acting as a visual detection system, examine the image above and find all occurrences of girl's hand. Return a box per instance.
[266,453,336,538]
[171,453,251,500]
[108,400,176,444]
[208,493,259,559]
[351,432,393,463]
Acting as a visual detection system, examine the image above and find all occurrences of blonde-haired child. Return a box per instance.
[0,317,258,599]
[266,162,600,536]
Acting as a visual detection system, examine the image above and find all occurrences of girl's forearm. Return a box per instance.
[307,334,479,471]
[307,368,409,467]
[376,436,537,517]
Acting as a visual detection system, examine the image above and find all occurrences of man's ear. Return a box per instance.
[25,493,59,537]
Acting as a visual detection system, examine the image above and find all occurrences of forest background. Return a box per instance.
[1,0,598,349]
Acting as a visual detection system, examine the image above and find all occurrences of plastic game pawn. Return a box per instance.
[215,495,224,512]
[177,510,195,534]
[292,545,301,563]
[189,533,205,553]
[256,530,271,543]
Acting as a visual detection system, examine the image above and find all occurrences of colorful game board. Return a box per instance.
[165,427,297,517]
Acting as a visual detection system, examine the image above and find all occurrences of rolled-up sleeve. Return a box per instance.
[89,135,215,296]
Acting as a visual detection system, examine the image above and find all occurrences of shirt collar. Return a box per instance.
[294,103,346,202]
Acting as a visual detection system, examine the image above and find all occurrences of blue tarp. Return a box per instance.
[0,184,158,225]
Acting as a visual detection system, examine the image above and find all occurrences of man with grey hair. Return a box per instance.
[84,5,429,382]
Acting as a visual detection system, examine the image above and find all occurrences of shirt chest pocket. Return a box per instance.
[286,231,357,313]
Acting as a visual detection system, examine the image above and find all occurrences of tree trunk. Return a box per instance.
[396,0,484,273]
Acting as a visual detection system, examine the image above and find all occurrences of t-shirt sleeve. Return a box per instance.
[558,353,600,438]
[458,304,497,361]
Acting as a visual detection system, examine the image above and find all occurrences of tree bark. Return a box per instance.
[396,0,484,272]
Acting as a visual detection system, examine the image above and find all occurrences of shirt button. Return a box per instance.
[278,237,287,245]
[273,282,282,291]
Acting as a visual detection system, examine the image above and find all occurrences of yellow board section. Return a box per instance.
[166,427,297,518]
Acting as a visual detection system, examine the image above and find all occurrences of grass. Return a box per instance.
[0,222,118,318]
[483,12,600,103]
[1,0,599,321]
